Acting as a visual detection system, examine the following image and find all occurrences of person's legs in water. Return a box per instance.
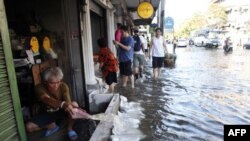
[158,68,161,78]
[139,66,143,78]
[152,57,159,79]
[130,75,134,88]
[122,76,128,87]
[138,54,145,78]
[157,57,164,78]
[133,54,140,80]
[120,60,133,88]
[119,61,127,87]
[144,49,149,59]
[106,72,117,93]
[153,68,158,79]
[139,54,146,78]
[109,83,116,93]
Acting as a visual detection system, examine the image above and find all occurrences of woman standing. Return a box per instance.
[151,28,168,79]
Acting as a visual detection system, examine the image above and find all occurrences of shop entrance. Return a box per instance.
[90,8,107,54]
[4,0,68,119]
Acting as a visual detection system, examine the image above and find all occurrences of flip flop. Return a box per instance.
[68,130,78,141]
[44,126,59,137]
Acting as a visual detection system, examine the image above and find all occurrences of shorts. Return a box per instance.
[133,54,145,68]
[29,110,66,128]
[152,57,164,68]
[144,49,148,53]
[119,60,132,76]
[105,72,117,85]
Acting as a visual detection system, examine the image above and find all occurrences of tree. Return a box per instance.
[175,13,207,38]
[206,3,227,28]
[174,3,227,38]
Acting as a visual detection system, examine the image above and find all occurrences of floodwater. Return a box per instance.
[117,46,250,141]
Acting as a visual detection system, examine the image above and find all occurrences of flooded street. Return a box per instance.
[118,46,250,141]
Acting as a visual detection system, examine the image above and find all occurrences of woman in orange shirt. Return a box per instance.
[98,38,118,93]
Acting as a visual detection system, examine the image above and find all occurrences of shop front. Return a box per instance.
[1,0,88,140]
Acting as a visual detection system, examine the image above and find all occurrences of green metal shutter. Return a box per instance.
[0,0,26,140]
[0,36,18,141]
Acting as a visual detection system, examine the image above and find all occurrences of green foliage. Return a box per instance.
[207,3,228,27]
[175,3,228,38]
[175,13,207,38]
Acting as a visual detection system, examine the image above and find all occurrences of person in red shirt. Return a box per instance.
[115,23,122,42]
[98,38,118,93]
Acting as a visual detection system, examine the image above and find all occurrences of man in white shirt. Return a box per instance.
[151,28,168,79]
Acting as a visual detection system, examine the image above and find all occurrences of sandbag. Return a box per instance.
[165,53,176,59]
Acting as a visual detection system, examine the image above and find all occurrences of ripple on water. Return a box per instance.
[122,48,250,141]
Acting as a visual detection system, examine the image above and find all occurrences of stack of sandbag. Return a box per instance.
[164,53,177,67]
[165,53,176,59]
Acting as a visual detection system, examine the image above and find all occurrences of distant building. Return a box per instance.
[212,0,250,45]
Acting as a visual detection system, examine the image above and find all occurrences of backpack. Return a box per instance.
[133,35,142,51]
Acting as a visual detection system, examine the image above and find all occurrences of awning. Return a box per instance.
[112,0,161,25]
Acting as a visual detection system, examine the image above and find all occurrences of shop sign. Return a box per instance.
[164,17,174,29]
[137,2,154,19]
[30,36,40,55]
[43,36,51,53]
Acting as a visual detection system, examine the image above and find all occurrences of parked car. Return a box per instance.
[194,36,207,47]
[243,38,250,49]
[205,38,221,48]
[177,39,187,47]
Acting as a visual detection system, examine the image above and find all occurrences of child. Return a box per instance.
[98,38,118,93]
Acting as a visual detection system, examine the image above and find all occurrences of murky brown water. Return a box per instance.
[118,47,250,141]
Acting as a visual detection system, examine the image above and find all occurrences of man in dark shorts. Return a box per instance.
[150,28,168,79]
[113,25,134,88]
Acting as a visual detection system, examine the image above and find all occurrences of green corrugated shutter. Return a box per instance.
[0,38,19,141]
[0,0,27,140]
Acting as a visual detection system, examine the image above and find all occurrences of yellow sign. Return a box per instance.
[137,2,154,19]
[43,36,51,52]
[30,36,39,55]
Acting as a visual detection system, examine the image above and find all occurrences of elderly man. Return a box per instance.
[26,67,80,140]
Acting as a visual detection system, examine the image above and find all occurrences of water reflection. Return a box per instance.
[118,47,250,141]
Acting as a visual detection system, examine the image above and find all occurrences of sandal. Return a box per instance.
[68,130,78,141]
[44,126,59,137]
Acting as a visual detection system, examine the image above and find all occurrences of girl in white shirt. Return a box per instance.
[151,28,168,79]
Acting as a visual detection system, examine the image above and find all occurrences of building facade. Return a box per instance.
[0,0,163,140]
[212,0,250,44]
